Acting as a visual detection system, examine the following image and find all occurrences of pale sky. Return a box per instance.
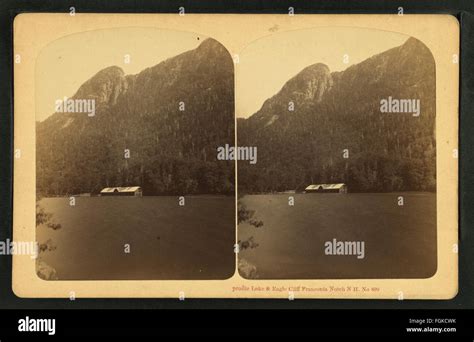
[36,27,204,121]
[236,27,409,118]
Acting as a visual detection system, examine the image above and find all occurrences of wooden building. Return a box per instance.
[305,183,347,194]
[100,186,143,197]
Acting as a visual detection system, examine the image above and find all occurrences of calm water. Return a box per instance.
[37,193,436,280]
[37,196,235,280]
[238,193,437,279]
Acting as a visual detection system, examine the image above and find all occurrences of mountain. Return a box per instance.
[37,38,235,196]
[238,37,436,193]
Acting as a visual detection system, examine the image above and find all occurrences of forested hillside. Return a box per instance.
[37,39,235,196]
[238,38,436,193]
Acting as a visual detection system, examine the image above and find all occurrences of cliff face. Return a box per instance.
[238,38,436,193]
[72,66,128,107]
[37,39,235,196]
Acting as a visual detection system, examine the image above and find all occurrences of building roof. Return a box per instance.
[305,183,346,191]
[100,186,142,193]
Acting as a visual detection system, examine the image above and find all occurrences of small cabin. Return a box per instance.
[305,183,347,194]
[100,186,143,197]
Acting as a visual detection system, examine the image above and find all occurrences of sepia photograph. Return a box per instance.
[237,27,437,279]
[34,28,236,280]
[1,0,470,336]
[12,13,458,299]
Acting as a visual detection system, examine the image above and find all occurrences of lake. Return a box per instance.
[36,196,236,280]
[238,193,437,279]
[37,193,437,280]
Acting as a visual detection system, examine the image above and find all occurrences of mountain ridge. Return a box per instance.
[37,38,235,196]
[238,37,436,193]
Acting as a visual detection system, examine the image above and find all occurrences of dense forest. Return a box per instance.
[37,37,436,196]
[37,39,235,196]
[238,38,436,193]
